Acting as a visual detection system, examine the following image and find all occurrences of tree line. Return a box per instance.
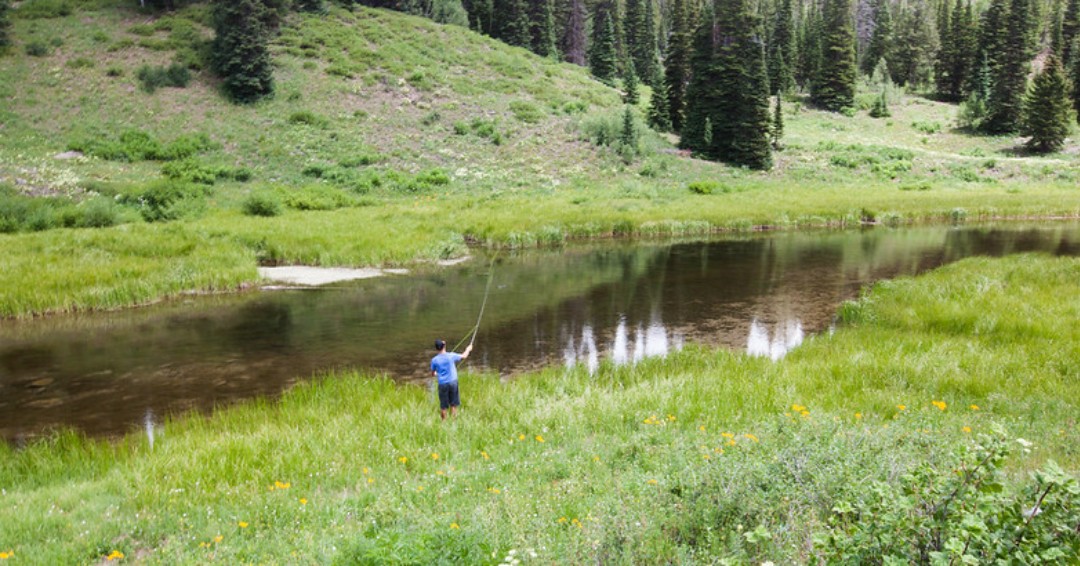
[2,0,1075,163]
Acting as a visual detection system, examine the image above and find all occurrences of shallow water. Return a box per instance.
[2,223,1078,442]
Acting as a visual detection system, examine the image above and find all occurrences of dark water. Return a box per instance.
[2,223,1079,443]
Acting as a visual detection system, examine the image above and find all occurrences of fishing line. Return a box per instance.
[452,252,498,353]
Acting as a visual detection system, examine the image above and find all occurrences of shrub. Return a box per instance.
[509,100,544,124]
[911,120,942,134]
[338,154,384,167]
[65,57,94,69]
[136,63,192,93]
[12,0,71,19]
[162,159,251,184]
[25,40,50,56]
[119,180,213,222]
[280,185,354,211]
[105,65,124,77]
[241,191,283,217]
[75,196,121,228]
[70,130,216,162]
[687,180,728,195]
[287,110,329,128]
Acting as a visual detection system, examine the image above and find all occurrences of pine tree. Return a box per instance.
[464,0,495,35]
[0,0,10,51]
[772,95,785,148]
[640,0,660,84]
[620,105,638,152]
[494,0,530,48]
[530,0,557,57]
[664,0,694,132]
[768,0,795,93]
[861,0,891,76]
[1022,53,1072,152]
[646,74,673,131]
[1064,0,1080,65]
[212,0,275,104]
[589,4,618,83]
[933,0,954,97]
[796,1,823,90]
[935,0,975,101]
[681,0,773,169]
[624,0,649,79]
[985,0,1033,133]
[563,0,587,65]
[623,63,640,104]
[1071,37,1080,119]
[812,0,857,111]
[968,0,1007,95]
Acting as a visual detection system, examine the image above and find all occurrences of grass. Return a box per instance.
[0,254,1078,563]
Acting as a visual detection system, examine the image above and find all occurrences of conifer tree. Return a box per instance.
[1022,53,1072,152]
[1064,0,1080,65]
[494,0,530,48]
[295,0,325,12]
[772,95,785,148]
[985,0,1033,133]
[589,3,618,84]
[528,0,557,56]
[768,0,795,93]
[623,63,640,104]
[212,0,276,104]
[796,2,823,90]
[563,0,587,65]
[625,0,649,79]
[0,0,10,51]
[812,0,857,111]
[933,0,954,97]
[969,0,1007,92]
[620,105,638,152]
[935,0,975,101]
[1071,37,1080,119]
[890,0,937,88]
[640,0,660,83]
[664,0,694,131]
[860,0,891,76]
[646,74,673,131]
[681,0,773,169]
[464,0,494,35]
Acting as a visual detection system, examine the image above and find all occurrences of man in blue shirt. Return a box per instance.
[430,339,473,420]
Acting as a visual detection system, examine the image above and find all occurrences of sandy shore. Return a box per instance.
[257,257,471,286]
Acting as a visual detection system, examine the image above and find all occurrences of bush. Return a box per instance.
[70,130,217,162]
[241,191,283,217]
[12,0,71,19]
[25,40,50,56]
[65,57,94,69]
[105,65,124,77]
[280,185,354,211]
[509,100,544,124]
[0,188,123,232]
[119,180,213,222]
[75,196,121,228]
[287,110,329,128]
[911,120,942,134]
[136,63,192,93]
[687,180,729,195]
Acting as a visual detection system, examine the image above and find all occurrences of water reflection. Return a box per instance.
[2,223,1079,441]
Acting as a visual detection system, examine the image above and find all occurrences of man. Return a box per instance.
[430,339,472,420]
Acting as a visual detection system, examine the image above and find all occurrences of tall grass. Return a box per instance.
[1,255,1077,563]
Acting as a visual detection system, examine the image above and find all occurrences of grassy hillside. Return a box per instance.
[1,0,1079,317]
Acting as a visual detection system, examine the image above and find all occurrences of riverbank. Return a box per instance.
[2,254,1077,564]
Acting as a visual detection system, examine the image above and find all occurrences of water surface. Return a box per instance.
[2,223,1078,442]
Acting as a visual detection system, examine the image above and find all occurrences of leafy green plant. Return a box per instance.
[241,191,283,217]
[70,131,217,162]
[12,0,71,19]
[136,63,192,93]
[287,110,329,128]
[119,180,213,222]
[815,428,1080,564]
[25,40,50,56]
[509,100,544,124]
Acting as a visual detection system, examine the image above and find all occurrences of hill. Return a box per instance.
[0,0,1079,317]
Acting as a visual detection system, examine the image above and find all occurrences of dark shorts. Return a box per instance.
[438,382,460,410]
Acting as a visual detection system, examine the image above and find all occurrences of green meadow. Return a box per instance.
[0,255,1077,564]
[1,2,1080,318]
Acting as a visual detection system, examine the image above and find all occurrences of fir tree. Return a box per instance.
[1022,53,1072,152]
[589,3,618,84]
[681,0,773,169]
[985,0,1033,133]
[812,0,857,111]
[861,0,891,76]
[494,0,530,48]
[212,0,276,104]
[623,63,640,104]
[529,0,557,57]
[968,0,1007,95]
[563,0,587,65]
[464,0,494,35]
[664,0,694,132]
[0,0,10,51]
[768,0,795,93]
[890,0,937,88]
[624,0,650,80]
[639,0,660,84]
[620,105,638,152]
[1064,0,1080,65]
[772,95,785,148]
[796,2,823,90]
[935,0,975,101]
[1071,37,1080,119]
[869,90,891,117]
[646,74,673,131]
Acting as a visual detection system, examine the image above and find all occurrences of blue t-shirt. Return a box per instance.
[430,352,464,385]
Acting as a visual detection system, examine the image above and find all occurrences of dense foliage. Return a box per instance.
[210,0,275,103]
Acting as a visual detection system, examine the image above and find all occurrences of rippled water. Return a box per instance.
[2,223,1078,442]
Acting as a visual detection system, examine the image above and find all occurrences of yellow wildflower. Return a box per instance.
[744,433,759,443]
[721,432,734,439]
[481,451,489,460]
[0,551,11,560]
[698,425,706,432]
[274,481,291,490]
[727,439,737,446]
[535,435,545,443]
[647,479,658,485]
[362,467,370,475]
[518,434,526,441]
[791,404,806,413]
[214,535,223,544]
[962,426,972,433]
[107,550,124,561]
[667,414,676,421]
[855,412,863,420]
[932,400,947,411]
[300,498,308,505]
[897,404,906,411]
[703,454,710,460]
[398,456,408,464]
[800,410,810,417]
[417,486,425,491]
[450,523,460,529]
[431,453,439,460]
[436,470,445,476]
[593,455,601,462]
[367,477,375,484]
[238,521,249,528]
[488,487,501,494]
[970,404,980,411]
[557,517,568,524]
